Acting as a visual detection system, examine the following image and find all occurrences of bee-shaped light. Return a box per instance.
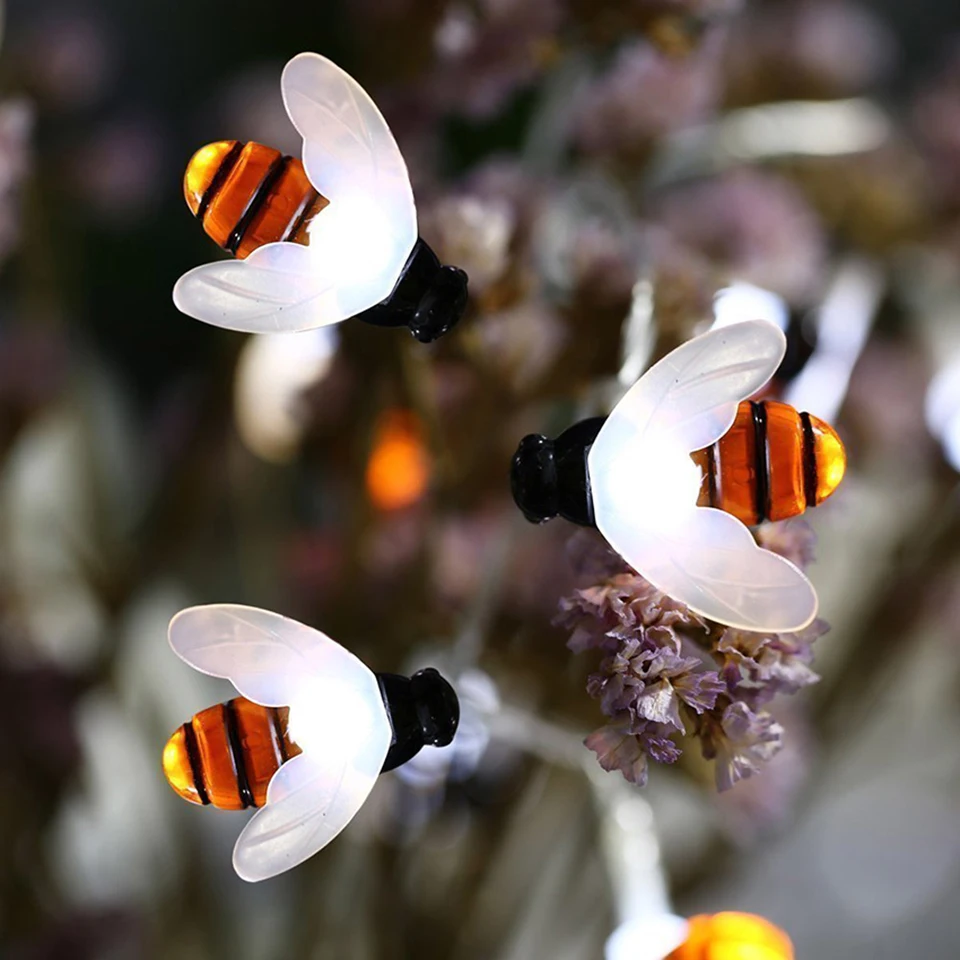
[511,321,847,632]
[665,912,794,960]
[174,53,468,343]
[162,604,459,881]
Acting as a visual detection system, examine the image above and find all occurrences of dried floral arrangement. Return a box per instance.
[2,0,960,957]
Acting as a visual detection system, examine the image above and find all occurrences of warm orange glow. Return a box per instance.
[163,699,300,810]
[162,725,203,805]
[183,140,329,257]
[365,409,430,511]
[692,400,847,524]
[809,414,846,505]
[667,912,794,960]
[183,140,239,217]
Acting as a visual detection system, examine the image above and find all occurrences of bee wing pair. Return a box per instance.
[173,53,418,333]
[169,604,393,882]
[589,320,818,632]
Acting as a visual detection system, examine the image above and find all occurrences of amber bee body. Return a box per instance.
[163,696,300,810]
[183,140,330,260]
[174,54,469,343]
[666,912,794,960]
[511,321,845,632]
[690,399,845,527]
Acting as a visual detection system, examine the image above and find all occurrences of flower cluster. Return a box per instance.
[559,522,827,791]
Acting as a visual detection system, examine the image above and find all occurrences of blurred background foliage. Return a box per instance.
[3,0,960,957]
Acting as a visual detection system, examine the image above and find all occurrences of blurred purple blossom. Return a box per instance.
[465,159,550,243]
[562,528,825,790]
[755,518,817,570]
[914,42,960,210]
[556,570,707,654]
[420,193,514,295]
[565,215,643,308]
[724,0,894,105]
[569,0,742,54]
[429,0,562,119]
[586,632,723,723]
[699,700,784,792]
[716,620,825,707]
[586,714,678,786]
[655,169,828,303]
[716,702,812,838]
[574,39,721,159]
[469,298,567,391]
[582,626,722,785]
[0,99,33,265]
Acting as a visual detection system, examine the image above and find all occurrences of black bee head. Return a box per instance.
[510,433,558,523]
[409,266,469,343]
[409,668,460,747]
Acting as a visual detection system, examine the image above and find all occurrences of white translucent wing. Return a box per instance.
[603,503,818,632]
[233,730,388,882]
[589,320,816,631]
[172,242,342,334]
[591,319,786,460]
[281,52,417,313]
[173,54,418,334]
[282,52,416,246]
[171,603,393,880]
[167,603,375,707]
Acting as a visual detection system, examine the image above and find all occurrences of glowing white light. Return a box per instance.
[604,434,703,532]
[784,258,881,422]
[307,195,396,285]
[605,916,690,960]
[926,359,960,473]
[717,98,889,160]
[712,282,788,333]
[287,681,373,761]
[234,327,338,463]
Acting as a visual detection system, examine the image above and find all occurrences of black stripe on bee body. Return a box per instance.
[799,411,818,508]
[225,155,291,255]
[705,443,718,507]
[270,707,289,765]
[750,401,770,524]
[282,187,321,242]
[196,141,244,221]
[182,721,210,806]
[223,701,255,809]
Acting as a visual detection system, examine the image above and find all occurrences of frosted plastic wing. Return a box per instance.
[280,52,417,314]
[281,52,417,248]
[592,319,786,460]
[233,732,389,882]
[597,503,817,631]
[168,603,376,707]
[172,242,346,334]
[588,319,816,631]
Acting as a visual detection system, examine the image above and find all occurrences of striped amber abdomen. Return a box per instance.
[183,140,329,259]
[691,400,845,526]
[666,912,794,960]
[162,698,300,810]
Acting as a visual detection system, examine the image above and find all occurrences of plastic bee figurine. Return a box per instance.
[665,912,794,960]
[174,53,468,343]
[162,604,459,881]
[608,911,793,960]
[511,320,846,632]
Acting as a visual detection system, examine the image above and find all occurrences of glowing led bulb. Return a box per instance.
[164,604,459,881]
